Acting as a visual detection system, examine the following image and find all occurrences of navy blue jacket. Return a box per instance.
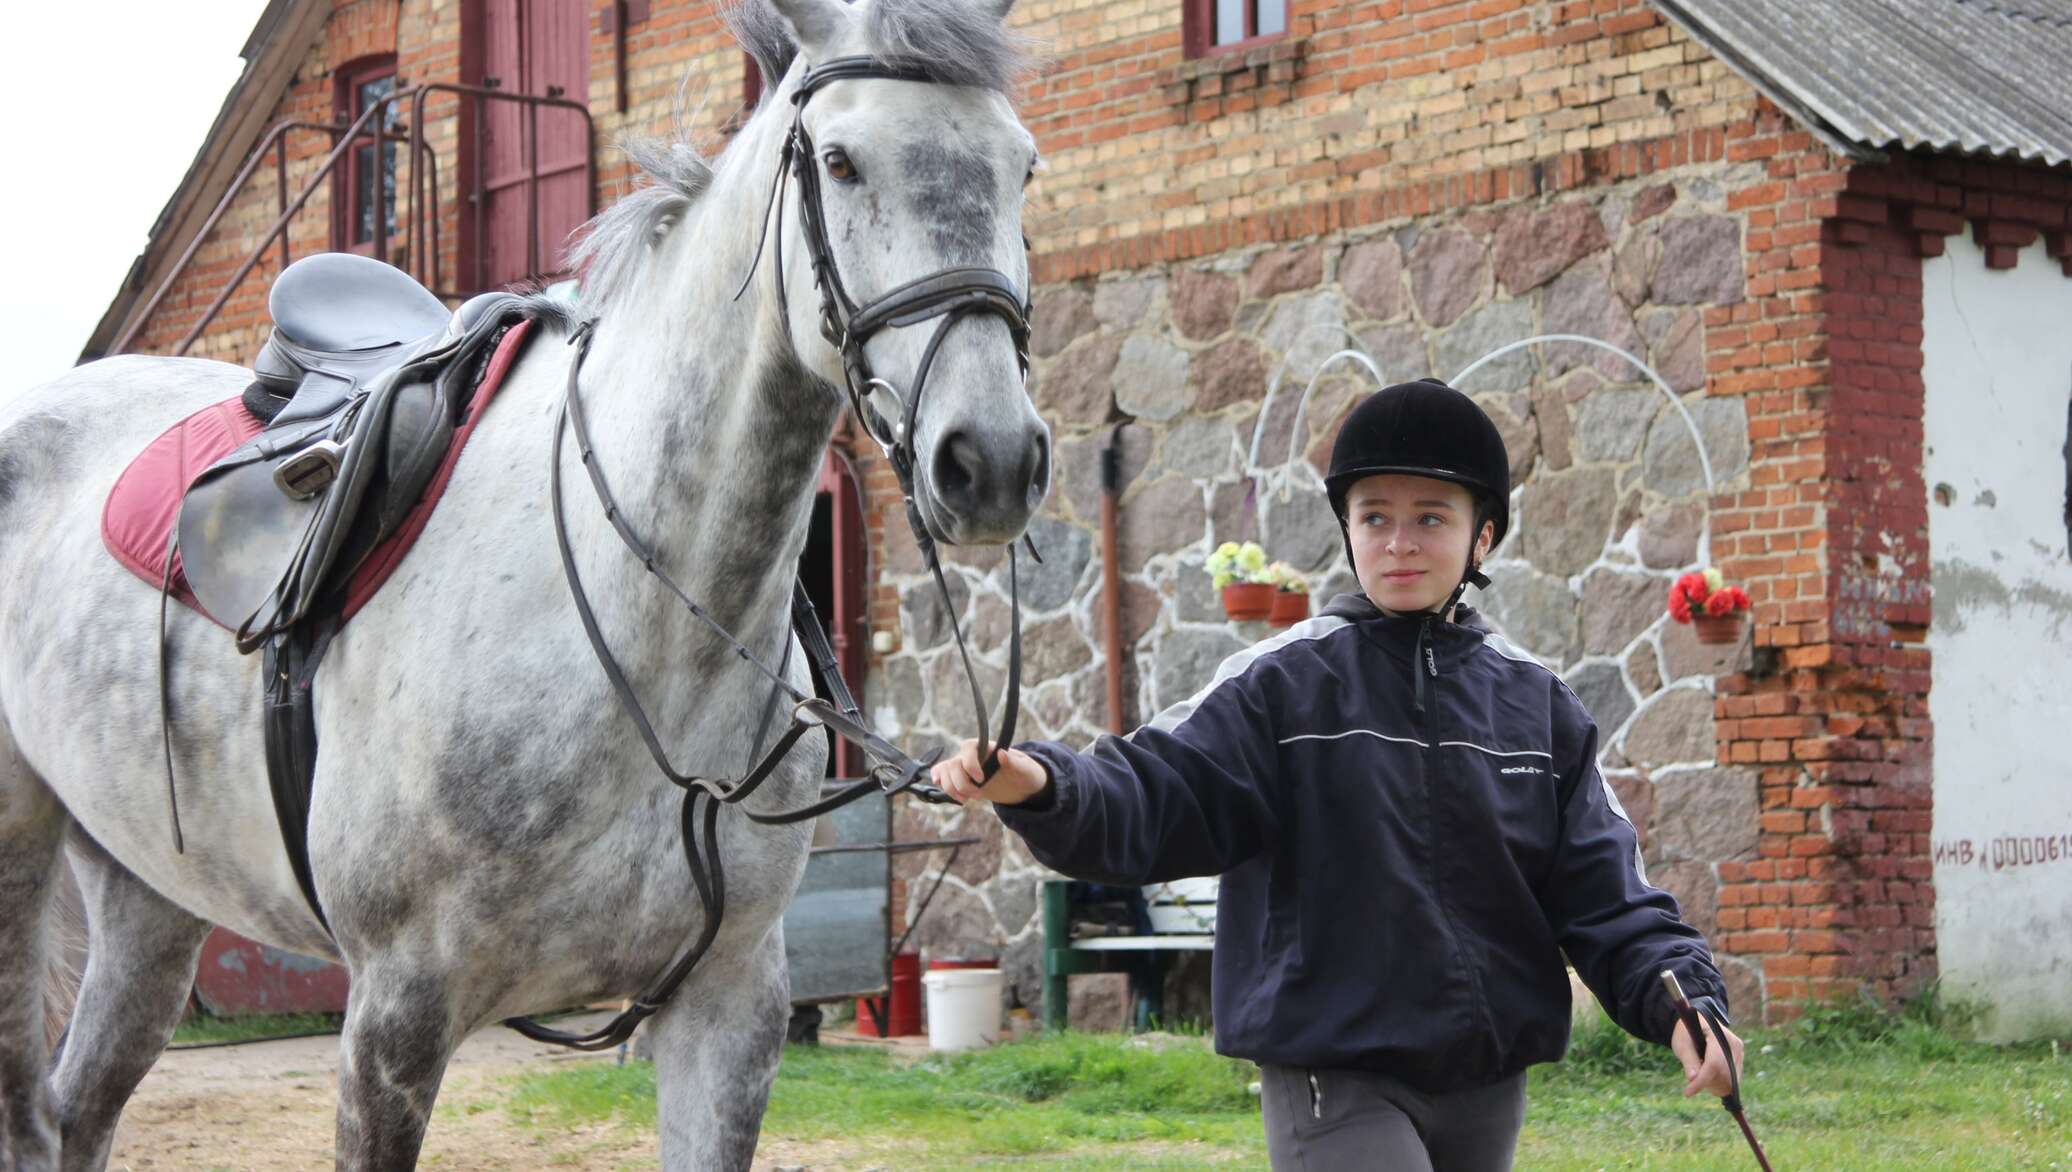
[1000,593,1726,1092]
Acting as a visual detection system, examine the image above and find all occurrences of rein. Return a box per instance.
[508,56,1038,1050]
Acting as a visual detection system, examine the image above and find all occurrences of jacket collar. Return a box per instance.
[1320,592,1489,666]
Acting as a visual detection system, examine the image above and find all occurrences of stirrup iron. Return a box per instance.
[273,440,344,499]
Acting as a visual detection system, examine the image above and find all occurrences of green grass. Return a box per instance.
[168,1011,342,1047]
[503,1009,2072,1170]
[1522,1005,2072,1170]
[507,1030,1265,1168]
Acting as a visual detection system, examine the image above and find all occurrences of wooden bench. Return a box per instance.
[1040,876,1216,1032]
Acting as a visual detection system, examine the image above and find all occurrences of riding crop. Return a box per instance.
[1662,969,1775,1171]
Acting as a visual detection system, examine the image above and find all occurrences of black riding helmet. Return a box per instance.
[1324,378,1511,599]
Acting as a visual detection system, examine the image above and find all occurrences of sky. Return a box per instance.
[3,1,272,389]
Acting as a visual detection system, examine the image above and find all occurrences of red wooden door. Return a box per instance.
[474,0,589,290]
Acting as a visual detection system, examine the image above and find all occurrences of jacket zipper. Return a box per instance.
[1308,1070,1323,1119]
[1410,616,1502,1068]
[1413,615,1437,719]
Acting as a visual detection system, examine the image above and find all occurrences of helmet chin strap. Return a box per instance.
[1440,506,1494,616]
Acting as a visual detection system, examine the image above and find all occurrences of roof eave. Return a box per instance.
[1651,0,1887,165]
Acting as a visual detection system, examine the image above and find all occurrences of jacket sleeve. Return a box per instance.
[994,657,1282,886]
[1538,690,1730,1045]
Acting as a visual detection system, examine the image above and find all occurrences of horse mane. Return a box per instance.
[569,0,1032,310]
[731,0,1034,94]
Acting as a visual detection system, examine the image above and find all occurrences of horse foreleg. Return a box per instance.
[0,739,67,1171]
[47,832,211,1172]
[651,920,793,1172]
[332,965,461,1171]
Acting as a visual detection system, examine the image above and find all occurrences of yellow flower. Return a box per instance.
[1703,567,1725,592]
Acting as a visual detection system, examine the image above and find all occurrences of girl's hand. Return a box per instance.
[1670,1016,1746,1099]
[928,740,1051,806]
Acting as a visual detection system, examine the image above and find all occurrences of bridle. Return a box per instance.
[509,56,1039,1050]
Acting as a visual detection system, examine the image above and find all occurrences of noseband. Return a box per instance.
[512,57,1039,1050]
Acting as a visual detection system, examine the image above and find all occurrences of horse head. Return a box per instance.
[760,0,1050,548]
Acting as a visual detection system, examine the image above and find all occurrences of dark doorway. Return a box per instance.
[801,451,869,778]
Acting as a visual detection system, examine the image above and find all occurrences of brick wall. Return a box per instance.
[1020,0,1755,273]
[1713,151,2072,1017]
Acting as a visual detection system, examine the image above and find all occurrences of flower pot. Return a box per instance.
[1268,590,1310,627]
[1221,582,1275,621]
[1692,613,1744,645]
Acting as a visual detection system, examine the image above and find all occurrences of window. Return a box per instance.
[335,56,399,255]
[1183,0,1288,57]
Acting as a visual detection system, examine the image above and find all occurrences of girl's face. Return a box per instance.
[1346,474,1494,615]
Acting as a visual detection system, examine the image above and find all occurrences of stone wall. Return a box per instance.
[868,158,1771,1017]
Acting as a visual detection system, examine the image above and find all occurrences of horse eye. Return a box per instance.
[824,149,859,183]
[1023,167,1035,189]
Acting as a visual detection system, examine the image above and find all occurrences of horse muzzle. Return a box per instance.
[915,412,1050,547]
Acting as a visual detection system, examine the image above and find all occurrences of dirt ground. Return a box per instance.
[107,1011,885,1171]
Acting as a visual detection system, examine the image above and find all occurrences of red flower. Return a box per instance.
[1668,588,1694,623]
[1704,590,1737,617]
[1724,586,1751,611]
[1674,572,1711,604]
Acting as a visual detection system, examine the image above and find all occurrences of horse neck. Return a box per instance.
[572,113,842,690]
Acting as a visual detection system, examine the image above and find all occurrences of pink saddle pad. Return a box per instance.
[102,318,536,629]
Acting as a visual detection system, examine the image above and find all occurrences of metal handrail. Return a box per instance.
[407,83,597,297]
[111,120,359,354]
[121,83,595,357]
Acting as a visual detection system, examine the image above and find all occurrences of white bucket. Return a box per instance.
[921,968,1004,1052]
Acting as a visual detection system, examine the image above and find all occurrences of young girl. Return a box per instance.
[931,379,1745,1171]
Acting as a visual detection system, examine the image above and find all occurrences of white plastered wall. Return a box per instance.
[1921,231,2072,1041]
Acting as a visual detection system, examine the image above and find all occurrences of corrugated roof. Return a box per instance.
[1652,0,2072,167]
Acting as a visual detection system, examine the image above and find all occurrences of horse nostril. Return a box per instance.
[933,429,983,508]
[1026,432,1051,506]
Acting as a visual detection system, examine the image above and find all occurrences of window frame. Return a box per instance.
[332,54,401,258]
[1181,0,1290,59]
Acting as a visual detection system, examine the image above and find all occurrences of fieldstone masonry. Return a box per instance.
[872,164,1768,1020]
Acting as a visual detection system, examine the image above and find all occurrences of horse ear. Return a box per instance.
[987,0,1018,19]
[767,0,847,55]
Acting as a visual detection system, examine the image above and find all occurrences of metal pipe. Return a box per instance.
[409,87,428,280]
[371,91,390,265]
[526,95,540,280]
[423,140,442,294]
[1099,422,1131,735]
[274,136,290,274]
[615,0,630,114]
[471,82,486,291]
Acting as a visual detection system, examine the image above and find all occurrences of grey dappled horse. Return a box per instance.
[0,0,1046,1166]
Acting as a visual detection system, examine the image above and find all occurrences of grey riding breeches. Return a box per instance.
[1258,1064,1528,1171]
